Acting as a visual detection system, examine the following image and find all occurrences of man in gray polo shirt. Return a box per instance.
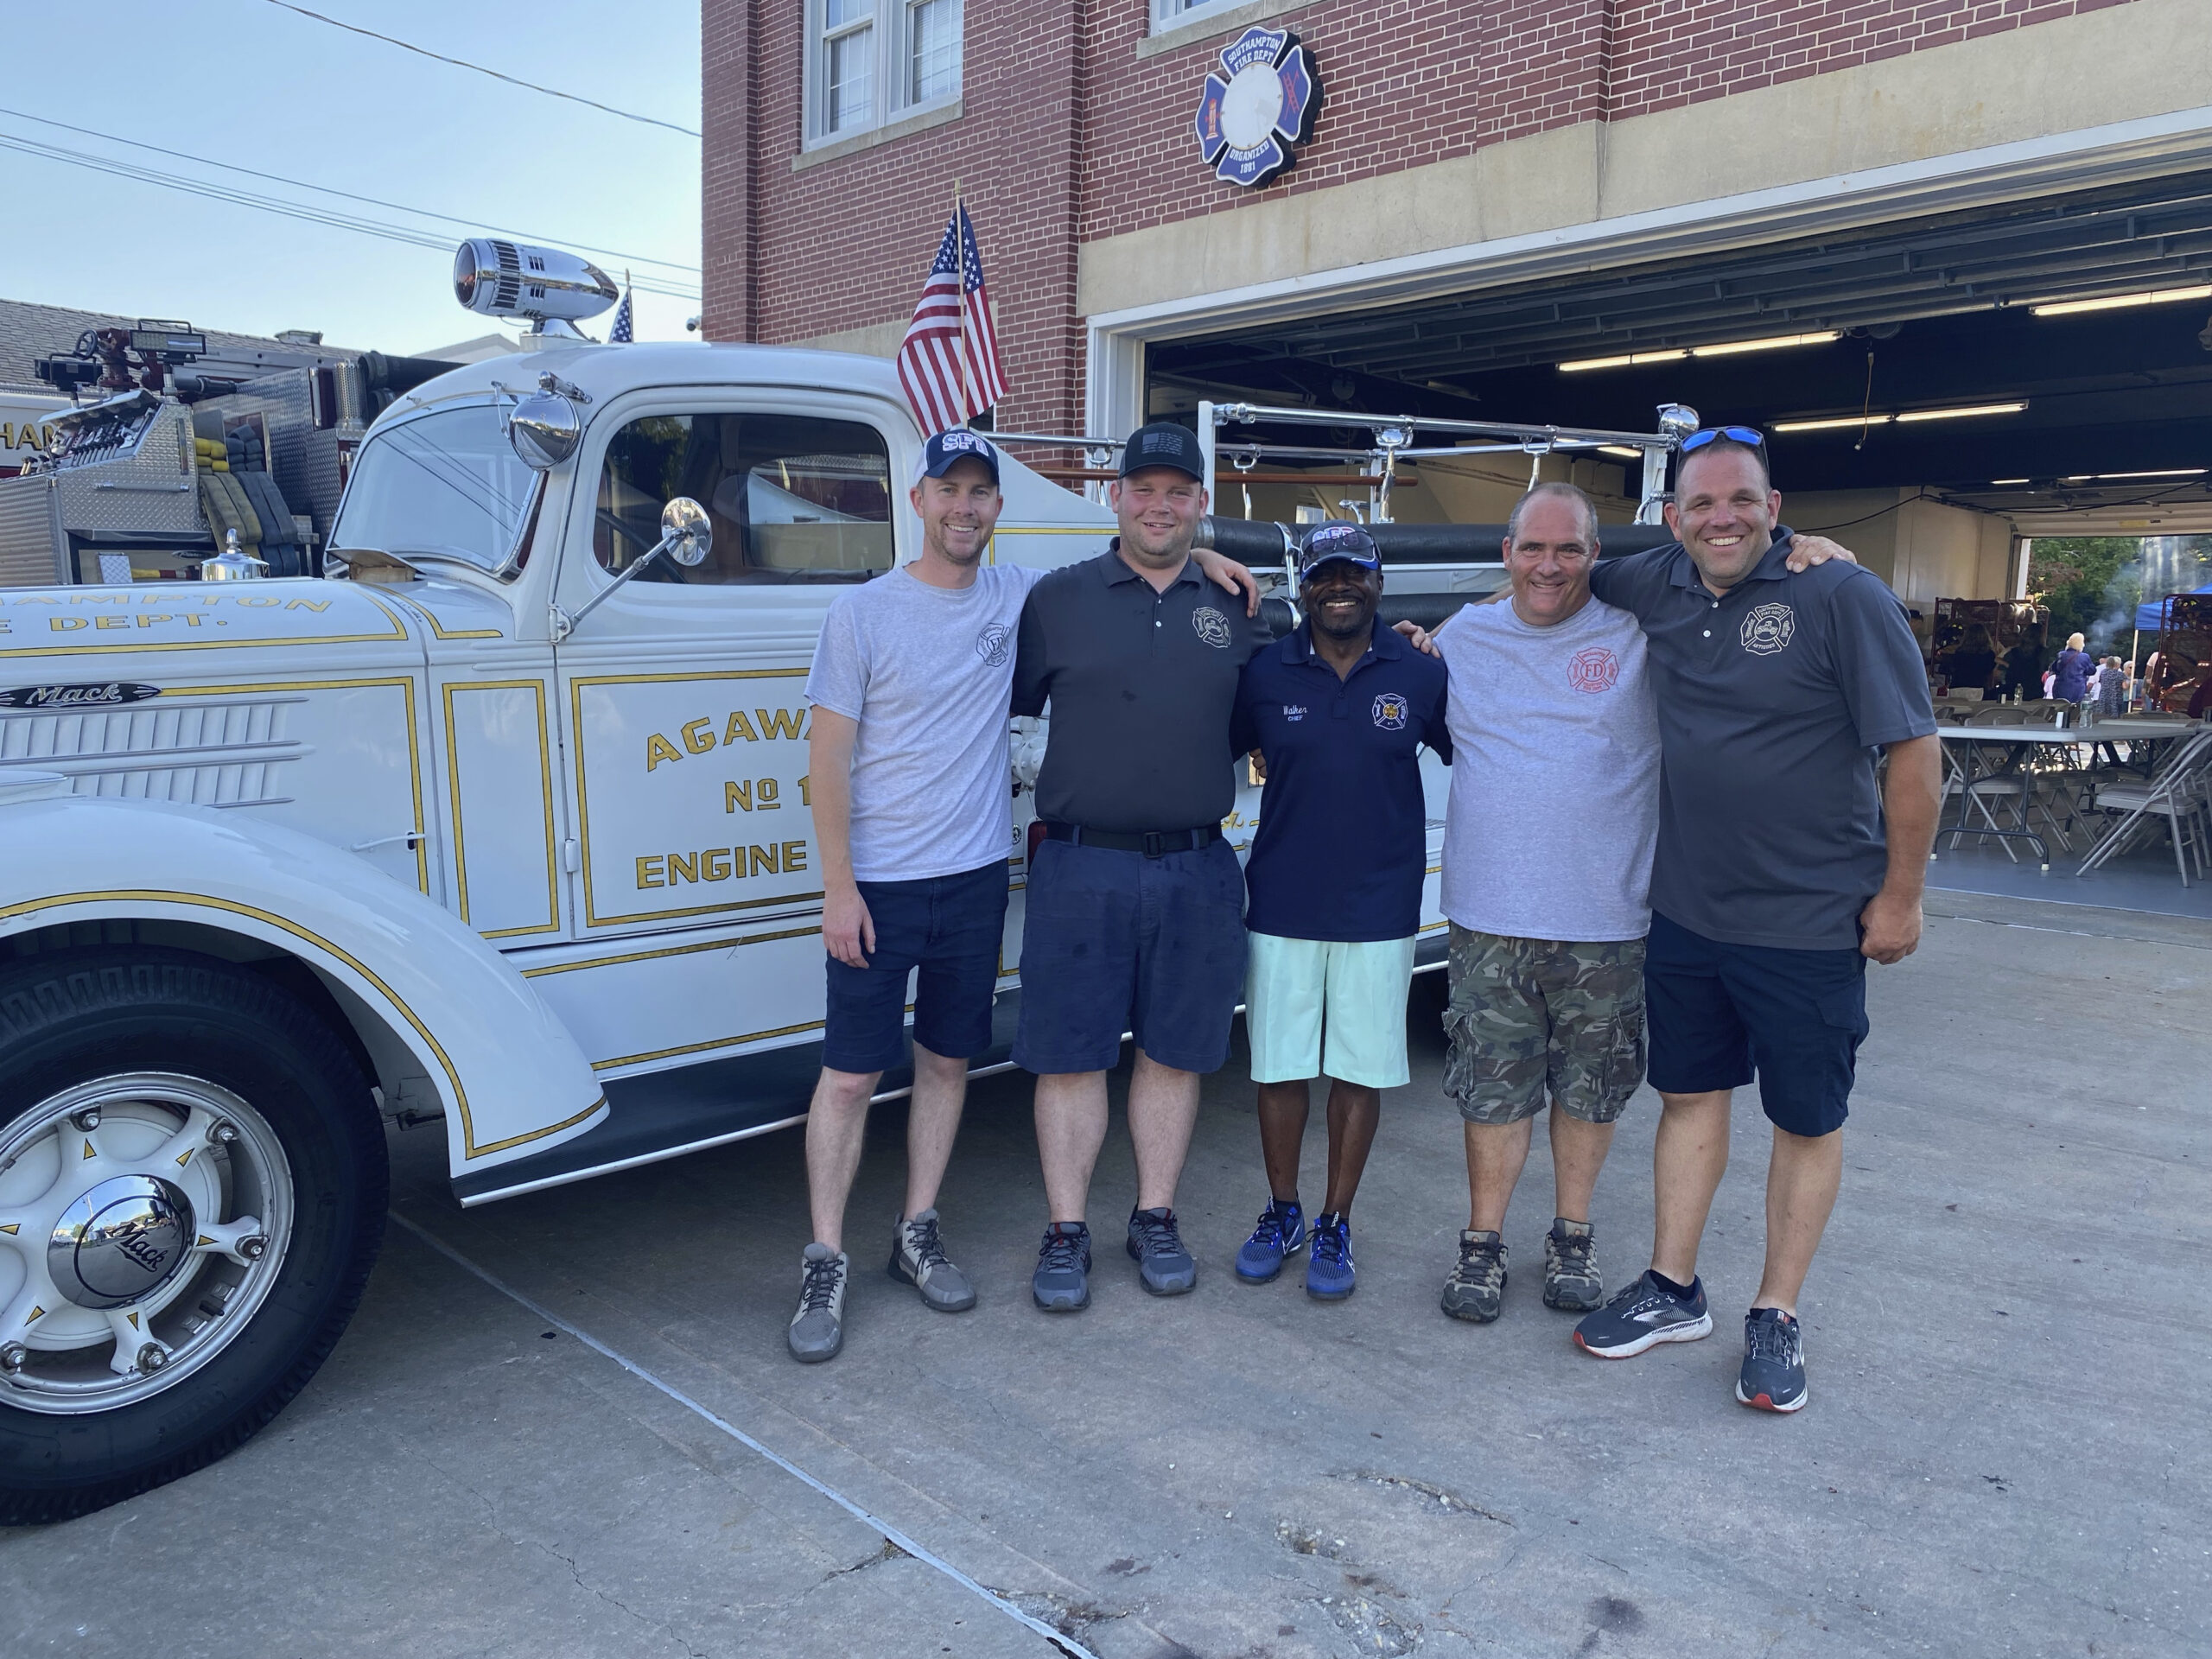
[1570,428,1940,1415]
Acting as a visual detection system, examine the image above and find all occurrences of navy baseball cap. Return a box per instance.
[1117,421,1206,481]
[1299,522,1382,579]
[915,428,1001,486]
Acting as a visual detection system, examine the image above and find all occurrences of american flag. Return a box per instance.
[609,275,633,343]
[897,206,1007,434]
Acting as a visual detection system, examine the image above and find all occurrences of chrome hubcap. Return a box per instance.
[0,1074,293,1414]
[48,1176,196,1309]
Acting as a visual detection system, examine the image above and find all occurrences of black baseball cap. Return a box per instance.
[1299,522,1381,579]
[1117,421,1206,481]
[915,428,1001,486]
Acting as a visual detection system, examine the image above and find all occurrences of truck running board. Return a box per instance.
[450,992,1023,1207]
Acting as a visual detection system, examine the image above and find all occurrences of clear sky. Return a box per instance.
[1,0,701,357]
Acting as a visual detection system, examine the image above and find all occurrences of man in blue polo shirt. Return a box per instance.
[1229,524,1451,1300]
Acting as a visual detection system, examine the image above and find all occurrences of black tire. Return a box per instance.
[0,947,386,1524]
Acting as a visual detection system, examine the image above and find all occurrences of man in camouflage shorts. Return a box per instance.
[1428,485,1661,1323]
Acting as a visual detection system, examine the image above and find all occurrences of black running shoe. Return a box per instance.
[1572,1270,1713,1357]
[1033,1222,1092,1312]
[1736,1307,1809,1413]
[1127,1206,1197,1295]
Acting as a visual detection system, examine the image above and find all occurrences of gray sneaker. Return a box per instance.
[889,1209,976,1312]
[1543,1218,1603,1312]
[1441,1230,1508,1323]
[1127,1206,1197,1295]
[788,1243,849,1363]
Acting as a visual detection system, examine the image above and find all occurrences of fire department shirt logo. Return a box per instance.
[1567,647,1619,694]
[1192,606,1233,648]
[976,622,1012,666]
[1371,692,1408,731]
[1192,28,1320,190]
[1740,602,1796,656]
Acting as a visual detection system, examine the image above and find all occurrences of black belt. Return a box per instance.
[1042,821,1222,858]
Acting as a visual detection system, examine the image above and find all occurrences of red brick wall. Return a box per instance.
[702,0,2139,430]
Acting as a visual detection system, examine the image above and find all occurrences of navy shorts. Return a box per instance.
[1643,912,1868,1138]
[1013,836,1248,1076]
[823,860,1010,1074]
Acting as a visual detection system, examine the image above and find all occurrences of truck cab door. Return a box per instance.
[540,391,904,1076]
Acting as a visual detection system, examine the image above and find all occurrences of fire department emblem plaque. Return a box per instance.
[1192,28,1321,189]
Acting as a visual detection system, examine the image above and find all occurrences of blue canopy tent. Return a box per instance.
[2136,582,2212,631]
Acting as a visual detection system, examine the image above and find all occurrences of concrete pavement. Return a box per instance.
[3,889,2207,1658]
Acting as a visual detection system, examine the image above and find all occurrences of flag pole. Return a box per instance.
[952,181,976,428]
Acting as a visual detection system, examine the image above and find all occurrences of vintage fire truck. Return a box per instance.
[0,243,1686,1520]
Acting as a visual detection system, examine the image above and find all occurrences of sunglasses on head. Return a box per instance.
[1678,425,1766,454]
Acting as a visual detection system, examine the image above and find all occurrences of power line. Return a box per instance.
[257,0,701,138]
[0,104,698,276]
[0,134,700,300]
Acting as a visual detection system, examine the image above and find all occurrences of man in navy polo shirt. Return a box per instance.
[1569,428,1940,1415]
[1229,524,1450,1300]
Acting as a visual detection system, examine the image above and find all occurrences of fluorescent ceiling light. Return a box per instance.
[1894,402,2027,423]
[1558,348,1688,372]
[2057,468,2206,481]
[1689,330,1840,357]
[1773,413,1893,433]
[1990,478,2031,486]
[2029,283,2212,318]
[1598,445,1643,458]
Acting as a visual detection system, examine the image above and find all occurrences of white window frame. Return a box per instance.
[804,0,963,147]
[1149,0,1230,32]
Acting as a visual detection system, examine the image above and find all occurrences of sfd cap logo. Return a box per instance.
[1567,646,1619,694]
[1192,606,1233,648]
[1740,602,1796,656]
[1371,692,1408,730]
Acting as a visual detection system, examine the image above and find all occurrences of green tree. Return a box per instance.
[2028,536,2212,652]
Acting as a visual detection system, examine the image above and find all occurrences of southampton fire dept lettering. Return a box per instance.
[644,707,810,771]
[635,840,811,889]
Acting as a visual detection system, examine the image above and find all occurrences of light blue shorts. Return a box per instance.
[1244,932,1418,1090]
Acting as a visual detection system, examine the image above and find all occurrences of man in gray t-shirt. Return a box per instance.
[1431,482,1660,1327]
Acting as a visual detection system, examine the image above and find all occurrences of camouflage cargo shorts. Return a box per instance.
[1441,925,1647,1126]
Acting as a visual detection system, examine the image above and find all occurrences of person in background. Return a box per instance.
[2050,632,2094,705]
[1228,523,1450,1300]
[2094,656,2126,717]
[1946,629,1998,698]
[2000,632,2044,702]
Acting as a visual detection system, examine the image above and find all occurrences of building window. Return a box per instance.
[808,0,962,143]
[1150,0,1228,29]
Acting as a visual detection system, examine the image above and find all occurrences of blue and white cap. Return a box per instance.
[1298,522,1382,579]
[915,428,1001,486]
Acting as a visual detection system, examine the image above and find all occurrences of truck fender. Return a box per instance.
[0,780,605,1177]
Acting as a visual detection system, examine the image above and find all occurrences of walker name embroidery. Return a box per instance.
[1567,647,1619,694]
[1740,603,1796,656]
[1192,607,1233,649]
[1281,702,1308,722]
[976,622,1012,666]
[1371,692,1408,731]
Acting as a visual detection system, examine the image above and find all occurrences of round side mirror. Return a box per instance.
[508,391,582,470]
[661,496,711,567]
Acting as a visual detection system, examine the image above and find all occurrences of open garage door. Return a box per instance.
[1147,167,2212,581]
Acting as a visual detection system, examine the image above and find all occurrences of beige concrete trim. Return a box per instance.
[1136,0,1320,61]
[792,99,962,172]
[1079,0,2212,317]
[791,318,909,359]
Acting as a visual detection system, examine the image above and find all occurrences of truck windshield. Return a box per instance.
[331,402,537,574]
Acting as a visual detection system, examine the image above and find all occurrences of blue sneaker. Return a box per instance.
[1032,1222,1091,1312]
[1736,1307,1809,1413]
[1305,1212,1355,1300]
[1234,1198,1306,1282]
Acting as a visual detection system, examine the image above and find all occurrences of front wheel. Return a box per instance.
[0,948,386,1523]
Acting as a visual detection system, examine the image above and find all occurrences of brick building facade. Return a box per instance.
[702,0,2190,451]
